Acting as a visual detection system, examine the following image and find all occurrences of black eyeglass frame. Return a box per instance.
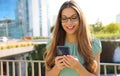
[61,14,79,23]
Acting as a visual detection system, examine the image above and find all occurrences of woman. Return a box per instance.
[44,0,102,76]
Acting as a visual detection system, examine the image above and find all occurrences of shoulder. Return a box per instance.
[91,37,102,55]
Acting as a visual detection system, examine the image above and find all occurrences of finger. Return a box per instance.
[57,58,64,63]
[63,55,79,68]
[63,60,70,67]
[55,59,65,70]
[64,55,73,64]
[55,56,63,63]
[63,56,71,67]
[66,55,74,60]
[55,56,63,61]
[66,55,79,62]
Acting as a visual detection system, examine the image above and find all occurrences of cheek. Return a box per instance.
[62,24,66,30]
[76,21,79,26]
[74,22,80,32]
[75,22,79,28]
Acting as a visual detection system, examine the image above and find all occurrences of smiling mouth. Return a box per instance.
[66,26,74,30]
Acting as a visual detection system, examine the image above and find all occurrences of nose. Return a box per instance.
[67,19,72,24]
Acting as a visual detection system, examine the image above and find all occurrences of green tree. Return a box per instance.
[103,23,120,33]
[90,21,104,33]
[50,25,54,33]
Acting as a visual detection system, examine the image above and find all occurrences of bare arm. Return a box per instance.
[93,53,101,76]
[75,53,101,76]
[46,65,60,76]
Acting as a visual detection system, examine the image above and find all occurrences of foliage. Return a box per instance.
[90,21,104,33]
[50,25,54,33]
[100,65,113,74]
[91,22,120,39]
[27,44,46,76]
[102,23,120,33]
[93,32,120,39]
[101,65,120,74]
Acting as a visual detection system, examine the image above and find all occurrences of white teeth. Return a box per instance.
[67,26,73,29]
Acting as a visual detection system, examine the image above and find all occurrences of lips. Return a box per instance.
[66,26,74,30]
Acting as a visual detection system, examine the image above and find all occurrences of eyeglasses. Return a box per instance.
[61,14,79,23]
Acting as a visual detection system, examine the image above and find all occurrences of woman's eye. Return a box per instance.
[72,16,77,19]
[62,18,67,20]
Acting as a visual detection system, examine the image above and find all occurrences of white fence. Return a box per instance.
[100,63,120,76]
[0,60,45,76]
[0,60,120,76]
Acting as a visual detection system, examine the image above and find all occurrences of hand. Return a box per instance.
[63,55,80,69]
[55,56,66,70]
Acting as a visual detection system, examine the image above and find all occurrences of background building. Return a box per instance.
[28,0,50,37]
[16,0,50,38]
[0,0,51,39]
[0,19,16,37]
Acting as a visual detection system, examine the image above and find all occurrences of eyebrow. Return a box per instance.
[61,14,77,17]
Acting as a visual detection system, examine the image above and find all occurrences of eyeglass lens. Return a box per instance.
[61,14,79,23]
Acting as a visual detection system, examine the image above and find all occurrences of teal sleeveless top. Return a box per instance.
[59,38,102,76]
[47,38,102,76]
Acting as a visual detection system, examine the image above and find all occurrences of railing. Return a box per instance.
[0,60,120,76]
[0,60,45,76]
[100,63,120,76]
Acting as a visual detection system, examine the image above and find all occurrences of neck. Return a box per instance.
[66,34,77,43]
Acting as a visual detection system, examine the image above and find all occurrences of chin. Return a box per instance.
[66,31,76,35]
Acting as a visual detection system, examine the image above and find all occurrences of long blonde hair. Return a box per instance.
[44,0,97,73]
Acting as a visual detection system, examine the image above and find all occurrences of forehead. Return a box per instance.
[61,7,77,16]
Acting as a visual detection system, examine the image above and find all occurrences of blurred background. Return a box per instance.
[0,0,120,39]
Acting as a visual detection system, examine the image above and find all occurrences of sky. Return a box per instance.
[0,0,17,20]
[49,0,120,25]
[0,0,120,25]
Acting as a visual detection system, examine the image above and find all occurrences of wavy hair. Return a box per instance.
[44,0,97,73]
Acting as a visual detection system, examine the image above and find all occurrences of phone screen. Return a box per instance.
[56,46,70,56]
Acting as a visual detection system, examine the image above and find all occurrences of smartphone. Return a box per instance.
[56,46,70,56]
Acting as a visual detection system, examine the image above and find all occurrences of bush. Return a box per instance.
[102,23,120,33]
[27,44,46,76]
